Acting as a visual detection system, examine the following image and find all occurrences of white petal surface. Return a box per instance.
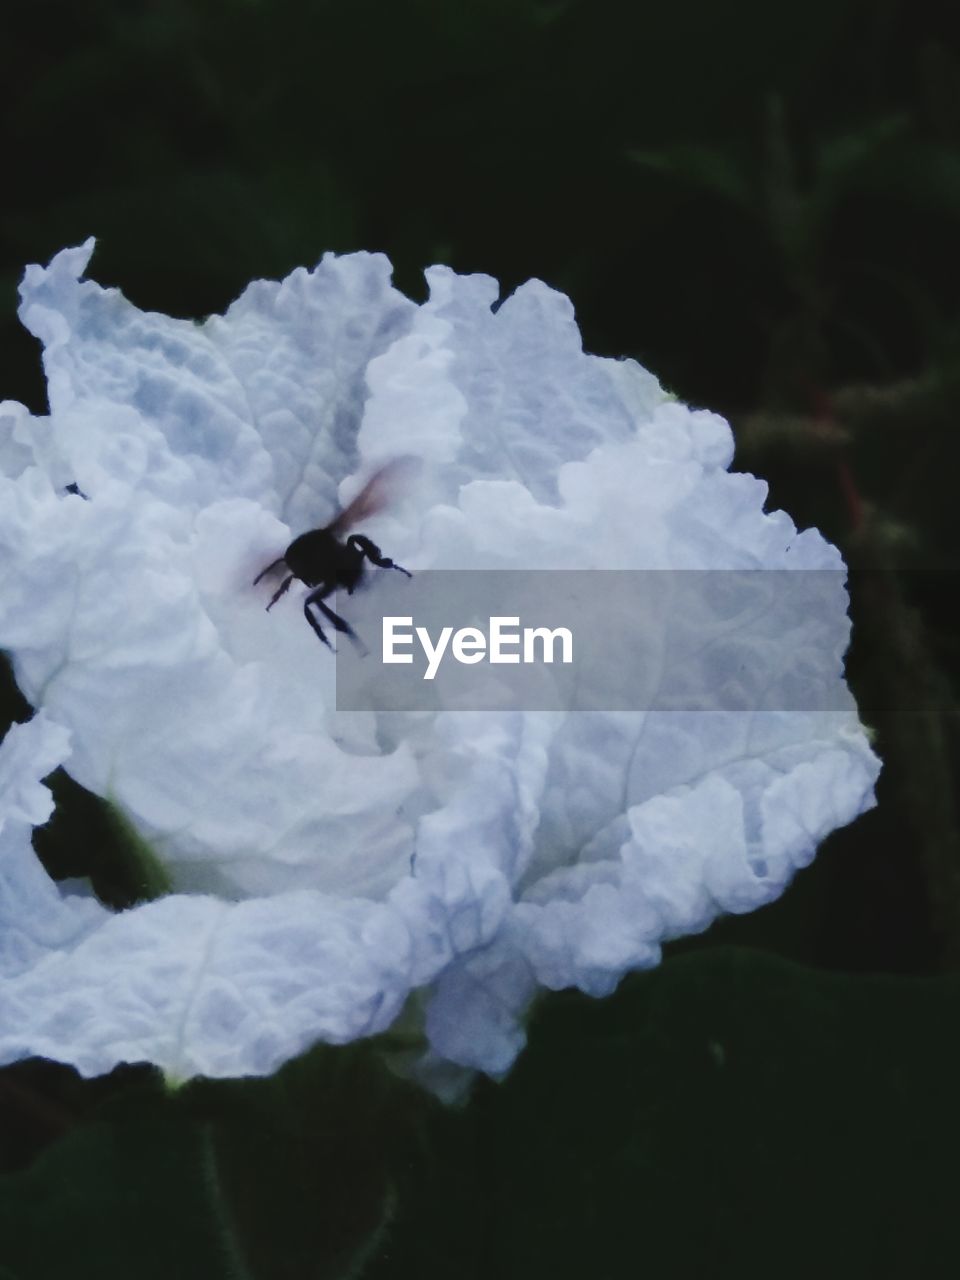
[0,882,417,1079]
[0,715,109,980]
[0,243,880,1086]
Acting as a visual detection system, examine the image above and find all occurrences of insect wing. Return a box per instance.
[327,457,417,536]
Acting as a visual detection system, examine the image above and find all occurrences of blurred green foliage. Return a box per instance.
[3,953,960,1278]
[2,0,959,1275]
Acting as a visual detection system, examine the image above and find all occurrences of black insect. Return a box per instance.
[254,460,412,652]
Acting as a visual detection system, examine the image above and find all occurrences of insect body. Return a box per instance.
[254,461,412,651]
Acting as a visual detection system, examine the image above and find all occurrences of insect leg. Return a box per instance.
[303,595,332,648]
[305,586,369,656]
[347,535,412,578]
[266,575,295,611]
[254,557,287,586]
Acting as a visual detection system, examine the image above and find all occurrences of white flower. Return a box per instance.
[0,241,879,1091]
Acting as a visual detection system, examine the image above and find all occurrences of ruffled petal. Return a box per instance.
[0,243,880,1090]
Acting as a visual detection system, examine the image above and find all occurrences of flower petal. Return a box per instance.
[0,714,109,979]
[0,244,881,1091]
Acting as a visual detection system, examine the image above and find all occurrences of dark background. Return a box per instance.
[2,2,960,1276]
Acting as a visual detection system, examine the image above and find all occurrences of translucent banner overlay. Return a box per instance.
[333,570,856,712]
